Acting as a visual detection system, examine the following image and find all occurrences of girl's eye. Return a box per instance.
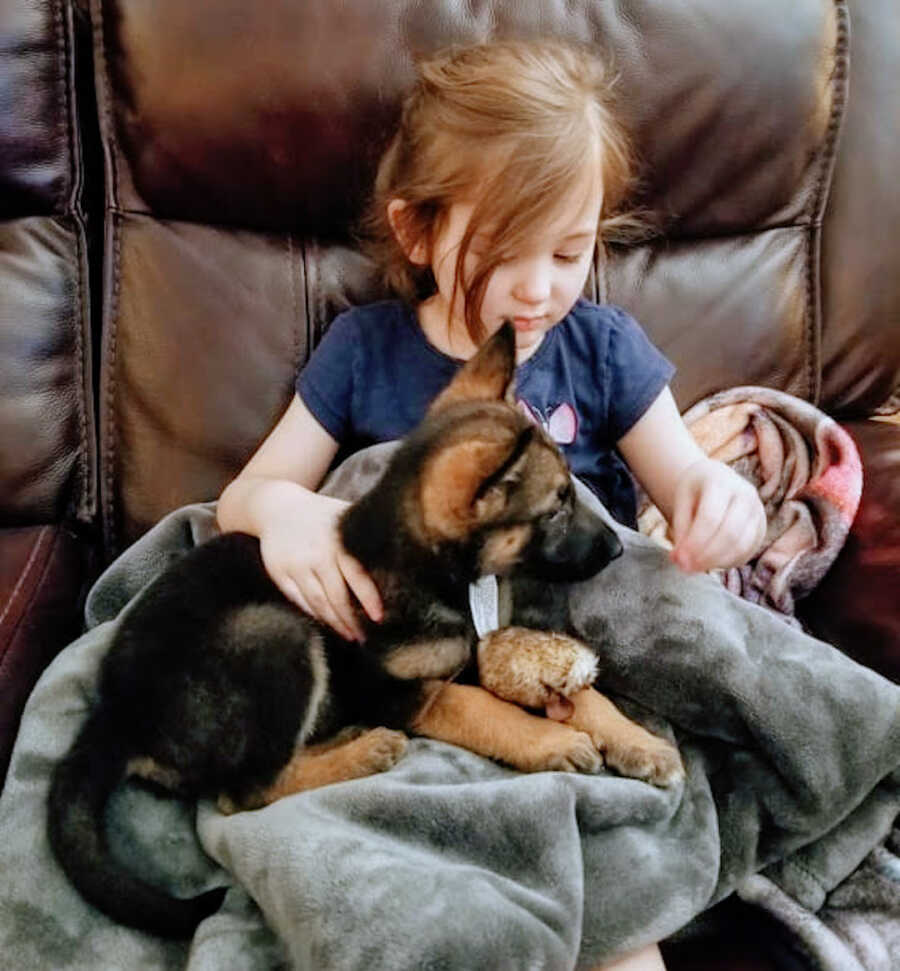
[554,252,585,264]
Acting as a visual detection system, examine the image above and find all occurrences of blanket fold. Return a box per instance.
[0,440,896,971]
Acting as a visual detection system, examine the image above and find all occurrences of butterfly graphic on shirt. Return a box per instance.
[517,399,578,446]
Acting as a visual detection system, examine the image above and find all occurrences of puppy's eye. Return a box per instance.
[541,483,573,525]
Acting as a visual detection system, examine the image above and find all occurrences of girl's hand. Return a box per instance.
[216,397,383,643]
[669,457,767,573]
[258,490,383,643]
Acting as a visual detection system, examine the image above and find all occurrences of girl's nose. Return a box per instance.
[512,259,552,304]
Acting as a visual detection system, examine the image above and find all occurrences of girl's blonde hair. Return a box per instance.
[366,38,640,344]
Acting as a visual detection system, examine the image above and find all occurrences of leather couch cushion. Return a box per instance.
[0,525,88,782]
[0,218,95,524]
[820,0,900,415]
[0,0,96,526]
[0,0,79,217]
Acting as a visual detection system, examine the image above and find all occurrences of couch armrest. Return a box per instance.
[0,526,91,786]
[798,419,900,680]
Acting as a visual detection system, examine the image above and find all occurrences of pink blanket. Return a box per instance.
[636,386,863,624]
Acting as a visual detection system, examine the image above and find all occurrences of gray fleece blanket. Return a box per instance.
[1,443,898,970]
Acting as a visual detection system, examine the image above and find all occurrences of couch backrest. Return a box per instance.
[819,0,900,415]
[0,0,96,528]
[89,0,899,555]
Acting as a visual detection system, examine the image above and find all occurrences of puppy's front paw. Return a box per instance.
[357,727,409,773]
[604,732,684,788]
[518,722,603,774]
[563,688,684,788]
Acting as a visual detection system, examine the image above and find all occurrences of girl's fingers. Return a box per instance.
[705,493,766,569]
[732,508,766,567]
[696,513,743,571]
[279,567,359,642]
[275,573,310,614]
[670,460,767,572]
[314,565,366,642]
[677,495,766,572]
[337,550,383,624]
[736,494,768,562]
[673,485,729,571]
[669,478,697,561]
[279,555,381,642]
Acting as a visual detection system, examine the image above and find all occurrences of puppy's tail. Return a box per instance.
[47,712,226,939]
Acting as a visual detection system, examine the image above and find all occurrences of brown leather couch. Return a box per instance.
[0,0,99,784]
[2,1,898,968]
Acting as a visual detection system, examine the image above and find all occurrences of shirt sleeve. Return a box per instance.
[604,306,675,442]
[295,310,358,442]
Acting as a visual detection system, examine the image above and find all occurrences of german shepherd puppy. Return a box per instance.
[48,322,677,940]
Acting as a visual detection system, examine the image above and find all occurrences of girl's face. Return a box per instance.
[423,180,603,358]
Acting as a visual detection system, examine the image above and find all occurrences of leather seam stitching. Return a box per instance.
[102,212,122,556]
[55,0,92,521]
[0,528,55,664]
[803,0,850,405]
[92,0,122,556]
[53,0,74,209]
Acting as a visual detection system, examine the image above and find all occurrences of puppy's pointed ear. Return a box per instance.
[419,424,532,542]
[429,321,516,414]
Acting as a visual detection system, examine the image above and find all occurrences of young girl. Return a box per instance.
[217,39,766,971]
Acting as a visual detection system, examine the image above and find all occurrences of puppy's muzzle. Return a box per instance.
[531,497,623,582]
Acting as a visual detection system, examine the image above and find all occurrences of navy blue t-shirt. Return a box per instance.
[296,298,674,527]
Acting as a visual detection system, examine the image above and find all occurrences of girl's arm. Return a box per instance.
[218,395,382,642]
[617,386,766,572]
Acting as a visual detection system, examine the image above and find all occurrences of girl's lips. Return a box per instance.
[512,316,544,332]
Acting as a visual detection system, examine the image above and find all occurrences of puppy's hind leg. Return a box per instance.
[218,728,408,814]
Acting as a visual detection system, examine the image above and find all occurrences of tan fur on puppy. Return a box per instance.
[220,728,409,814]
[564,688,684,788]
[412,681,601,774]
[478,526,533,574]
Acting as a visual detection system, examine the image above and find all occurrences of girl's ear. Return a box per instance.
[387,199,429,265]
